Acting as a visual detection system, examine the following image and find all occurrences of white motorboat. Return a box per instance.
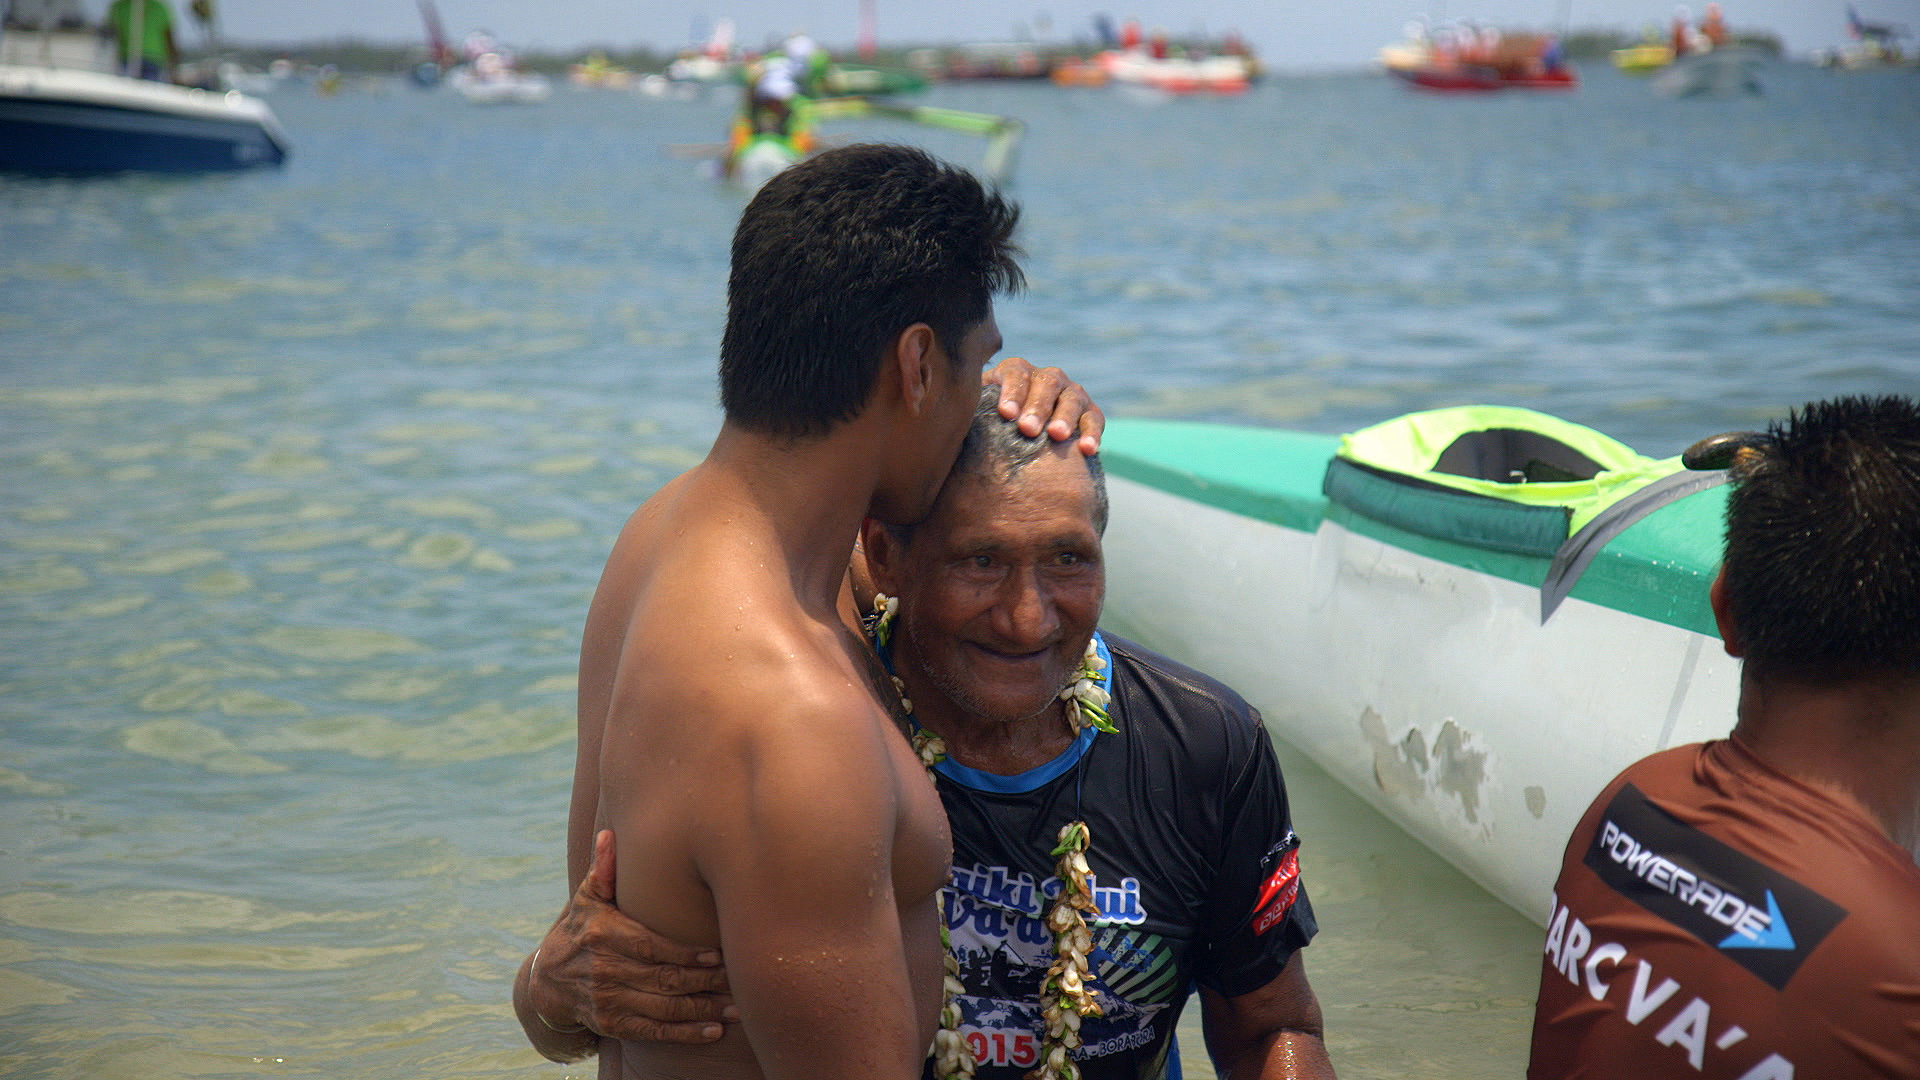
[447,31,549,104]
[1099,47,1254,94]
[1651,46,1765,96]
[0,27,288,173]
[447,67,551,104]
[447,61,550,104]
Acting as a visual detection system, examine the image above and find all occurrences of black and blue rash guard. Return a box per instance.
[920,631,1317,1080]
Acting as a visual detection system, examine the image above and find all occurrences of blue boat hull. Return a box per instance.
[0,95,286,173]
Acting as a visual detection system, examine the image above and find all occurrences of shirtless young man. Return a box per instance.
[552,144,1026,1080]
[519,394,1333,1080]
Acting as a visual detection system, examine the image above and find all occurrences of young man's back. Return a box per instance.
[581,467,954,1079]
[558,144,1025,1079]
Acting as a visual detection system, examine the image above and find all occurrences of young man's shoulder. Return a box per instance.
[596,483,895,753]
[622,616,881,732]
[598,620,908,873]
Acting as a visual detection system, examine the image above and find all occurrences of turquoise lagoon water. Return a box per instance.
[1,61,1915,1079]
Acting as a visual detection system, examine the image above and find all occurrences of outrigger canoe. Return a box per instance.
[712,96,1025,189]
[1096,407,1740,925]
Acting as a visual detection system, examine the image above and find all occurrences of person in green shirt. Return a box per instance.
[106,0,178,82]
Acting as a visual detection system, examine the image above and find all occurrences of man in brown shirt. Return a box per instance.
[1529,395,1920,1079]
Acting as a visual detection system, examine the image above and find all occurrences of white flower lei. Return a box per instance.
[867,593,1111,1080]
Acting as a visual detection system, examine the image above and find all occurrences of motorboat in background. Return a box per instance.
[1629,3,1766,94]
[907,41,1053,81]
[1384,24,1577,93]
[1393,60,1576,92]
[915,17,1257,96]
[1651,46,1765,96]
[1098,46,1254,95]
[664,17,740,86]
[447,58,550,104]
[1050,20,1259,96]
[446,30,548,104]
[1813,4,1913,69]
[0,15,288,174]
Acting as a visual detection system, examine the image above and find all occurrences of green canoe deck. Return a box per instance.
[1100,418,1726,638]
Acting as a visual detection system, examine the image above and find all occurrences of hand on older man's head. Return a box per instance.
[986,356,1103,456]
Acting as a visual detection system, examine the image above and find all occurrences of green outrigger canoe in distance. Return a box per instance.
[716,95,1025,189]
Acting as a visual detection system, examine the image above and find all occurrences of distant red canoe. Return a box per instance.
[1504,67,1577,90]
[1393,64,1578,93]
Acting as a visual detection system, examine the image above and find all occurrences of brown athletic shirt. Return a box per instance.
[1528,739,1920,1080]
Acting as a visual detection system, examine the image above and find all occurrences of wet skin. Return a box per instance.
[580,316,999,1080]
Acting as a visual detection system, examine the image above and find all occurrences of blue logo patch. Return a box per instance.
[1719,890,1795,952]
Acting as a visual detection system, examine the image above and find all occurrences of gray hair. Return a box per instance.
[893,386,1108,545]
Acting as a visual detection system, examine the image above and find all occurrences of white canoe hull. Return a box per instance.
[1101,474,1740,924]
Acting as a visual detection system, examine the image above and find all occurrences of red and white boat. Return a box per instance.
[1382,26,1577,93]
[1098,47,1255,94]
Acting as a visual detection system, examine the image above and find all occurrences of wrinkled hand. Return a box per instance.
[532,830,735,1043]
[986,356,1104,456]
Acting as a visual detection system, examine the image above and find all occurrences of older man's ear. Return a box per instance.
[856,518,907,600]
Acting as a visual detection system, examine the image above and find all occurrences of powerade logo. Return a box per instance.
[1594,819,1782,945]
[1584,785,1847,990]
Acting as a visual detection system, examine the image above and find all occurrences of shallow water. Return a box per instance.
[1,61,1915,1078]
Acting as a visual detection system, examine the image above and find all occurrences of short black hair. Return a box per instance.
[889,387,1107,547]
[1722,394,1920,684]
[719,144,1024,438]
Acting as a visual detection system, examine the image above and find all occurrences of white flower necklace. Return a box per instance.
[866,593,1113,1080]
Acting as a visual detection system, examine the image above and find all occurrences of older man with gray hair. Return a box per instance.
[521,388,1336,1080]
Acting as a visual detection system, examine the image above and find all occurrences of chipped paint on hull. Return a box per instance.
[1361,707,1497,831]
